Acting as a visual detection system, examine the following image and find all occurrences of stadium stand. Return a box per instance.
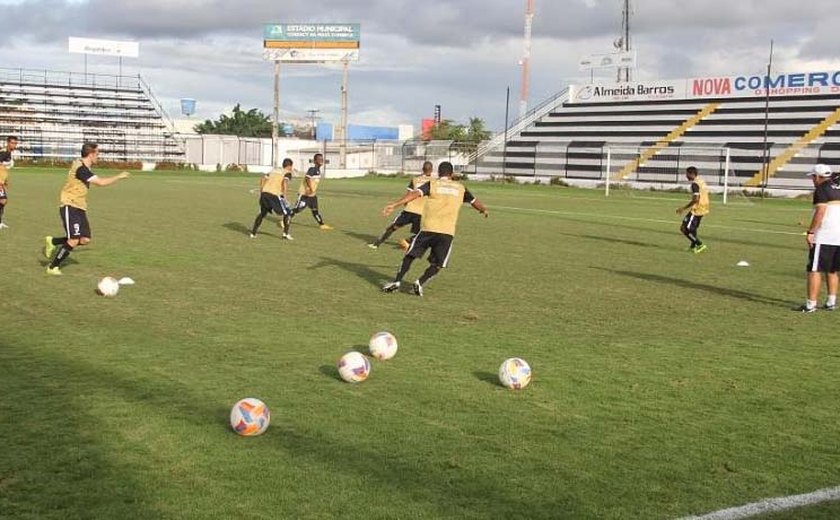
[0,67,184,164]
[473,73,840,191]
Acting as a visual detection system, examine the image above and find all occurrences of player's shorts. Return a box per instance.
[295,195,319,211]
[392,211,422,235]
[406,231,454,268]
[0,185,6,200]
[682,213,703,233]
[808,243,840,273]
[259,192,291,216]
[60,205,91,239]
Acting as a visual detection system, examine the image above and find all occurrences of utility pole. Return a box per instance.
[307,109,320,140]
[616,0,631,83]
[339,58,350,169]
[272,60,281,168]
[760,40,775,197]
[519,0,535,118]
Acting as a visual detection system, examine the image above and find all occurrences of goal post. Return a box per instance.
[602,144,737,204]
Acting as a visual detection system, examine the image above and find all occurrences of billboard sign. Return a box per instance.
[263,23,360,62]
[569,70,840,104]
[579,51,636,71]
[69,37,140,58]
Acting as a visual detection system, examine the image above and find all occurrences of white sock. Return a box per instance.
[828,295,837,307]
[807,299,818,309]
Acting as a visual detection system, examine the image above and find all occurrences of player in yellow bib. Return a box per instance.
[250,158,294,240]
[368,161,433,250]
[0,135,19,230]
[44,143,130,275]
[381,161,488,296]
[292,153,332,230]
[676,166,710,254]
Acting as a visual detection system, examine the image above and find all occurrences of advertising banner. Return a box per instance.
[68,37,140,58]
[263,24,360,62]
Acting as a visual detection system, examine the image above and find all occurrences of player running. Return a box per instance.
[380,161,488,296]
[293,153,333,230]
[250,158,294,240]
[676,166,710,253]
[44,143,130,275]
[368,161,434,250]
[0,136,19,230]
[800,164,840,313]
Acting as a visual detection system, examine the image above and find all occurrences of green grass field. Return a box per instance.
[1,168,839,520]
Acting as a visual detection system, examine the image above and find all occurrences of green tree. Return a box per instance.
[427,117,492,144]
[194,104,274,138]
[465,117,493,144]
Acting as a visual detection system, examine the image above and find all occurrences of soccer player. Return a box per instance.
[293,153,332,230]
[800,164,840,313]
[368,161,433,250]
[44,143,130,275]
[676,166,710,253]
[380,161,488,296]
[0,135,19,230]
[250,158,294,240]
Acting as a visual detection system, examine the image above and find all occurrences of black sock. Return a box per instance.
[283,215,291,235]
[312,210,325,226]
[251,210,268,235]
[52,236,66,246]
[49,243,74,269]
[395,256,414,283]
[418,265,442,286]
[0,204,5,223]
[375,225,398,246]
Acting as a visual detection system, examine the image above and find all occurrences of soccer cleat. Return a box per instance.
[797,304,817,313]
[399,239,410,251]
[824,303,837,312]
[45,266,63,276]
[693,244,708,254]
[412,281,424,297]
[367,243,379,250]
[44,236,57,259]
[687,245,697,252]
[249,233,256,239]
[283,234,294,241]
[0,223,8,230]
[381,281,401,293]
[319,224,334,231]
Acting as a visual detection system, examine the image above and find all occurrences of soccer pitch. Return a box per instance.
[1,169,839,520]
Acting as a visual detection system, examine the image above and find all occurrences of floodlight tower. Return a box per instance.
[615,0,632,83]
[519,0,535,118]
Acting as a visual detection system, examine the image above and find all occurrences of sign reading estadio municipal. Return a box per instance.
[263,23,360,62]
[570,71,840,104]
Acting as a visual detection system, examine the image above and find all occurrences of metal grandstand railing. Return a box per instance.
[468,87,570,164]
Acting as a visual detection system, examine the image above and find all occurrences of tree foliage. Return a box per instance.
[194,104,274,138]
[427,117,493,144]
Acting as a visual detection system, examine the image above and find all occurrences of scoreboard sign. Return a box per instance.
[263,23,360,62]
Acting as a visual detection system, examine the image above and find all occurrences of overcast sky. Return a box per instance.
[0,0,838,131]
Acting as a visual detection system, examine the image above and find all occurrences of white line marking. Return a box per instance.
[679,485,840,520]
[494,205,804,236]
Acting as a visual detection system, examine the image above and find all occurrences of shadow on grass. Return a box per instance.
[339,228,379,245]
[597,268,792,307]
[308,256,389,288]
[473,371,503,388]
[318,364,342,382]
[558,232,666,250]
[222,222,252,236]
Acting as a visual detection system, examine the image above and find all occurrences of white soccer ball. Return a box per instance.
[498,358,532,390]
[230,398,271,437]
[338,351,371,383]
[97,277,120,297]
[369,331,398,361]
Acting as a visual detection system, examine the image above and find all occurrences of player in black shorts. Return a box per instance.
[250,158,294,240]
[368,161,433,250]
[44,143,130,275]
[0,136,19,230]
[293,153,333,230]
[800,164,840,312]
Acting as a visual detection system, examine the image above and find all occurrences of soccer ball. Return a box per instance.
[337,351,371,383]
[97,277,120,297]
[230,398,270,437]
[498,358,532,390]
[369,331,398,360]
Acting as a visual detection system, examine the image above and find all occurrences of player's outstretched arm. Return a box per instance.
[382,190,422,217]
[471,199,489,218]
[90,171,130,187]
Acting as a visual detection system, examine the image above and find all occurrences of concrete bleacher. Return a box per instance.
[0,68,184,164]
[473,73,840,191]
